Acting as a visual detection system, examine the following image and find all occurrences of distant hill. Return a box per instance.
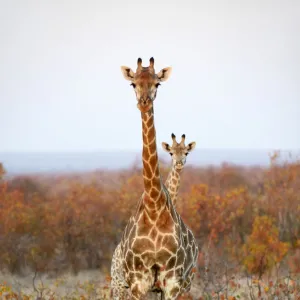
[0,149,298,175]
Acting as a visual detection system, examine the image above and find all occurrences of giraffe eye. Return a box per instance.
[170,153,173,156]
[185,153,189,156]
[131,83,136,88]
[155,83,160,88]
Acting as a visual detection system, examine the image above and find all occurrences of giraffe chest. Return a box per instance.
[121,209,185,269]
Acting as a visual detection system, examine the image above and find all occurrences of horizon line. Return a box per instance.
[1,148,299,154]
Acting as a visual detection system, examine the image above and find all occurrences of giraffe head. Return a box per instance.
[162,133,196,170]
[121,57,172,113]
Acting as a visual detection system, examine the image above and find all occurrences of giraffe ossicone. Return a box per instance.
[111,57,199,300]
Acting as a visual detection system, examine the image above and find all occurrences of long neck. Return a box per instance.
[165,167,182,207]
[141,109,164,199]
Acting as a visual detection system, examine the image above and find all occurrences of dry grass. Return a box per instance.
[0,270,111,299]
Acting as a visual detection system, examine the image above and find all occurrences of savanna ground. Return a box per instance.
[0,151,300,299]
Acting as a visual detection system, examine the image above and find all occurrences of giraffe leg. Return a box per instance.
[110,274,130,300]
[162,281,182,300]
[129,283,150,300]
[111,243,130,299]
[111,286,129,300]
[146,291,163,300]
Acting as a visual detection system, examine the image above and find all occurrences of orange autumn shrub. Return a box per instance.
[261,153,300,247]
[178,183,249,245]
[242,215,289,277]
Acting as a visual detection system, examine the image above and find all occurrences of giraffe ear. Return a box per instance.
[187,142,196,152]
[121,66,135,81]
[157,67,172,82]
[162,142,171,152]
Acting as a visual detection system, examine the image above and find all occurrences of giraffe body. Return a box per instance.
[119,188,198,299]
[111,58,198,299]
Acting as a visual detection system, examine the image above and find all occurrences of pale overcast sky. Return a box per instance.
[0,0,299,152]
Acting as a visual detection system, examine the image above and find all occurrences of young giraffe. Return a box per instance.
[111,57,199,300]
[110,134,196,299]
[162,133,196,208]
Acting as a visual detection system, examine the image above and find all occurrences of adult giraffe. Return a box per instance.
[111,134,197,299]
[111,57,198,299]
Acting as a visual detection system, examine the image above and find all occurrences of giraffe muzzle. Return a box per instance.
[137,98,153,113]
[175,161,184,169]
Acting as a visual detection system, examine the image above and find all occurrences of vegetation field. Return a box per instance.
[0,151,300,299]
